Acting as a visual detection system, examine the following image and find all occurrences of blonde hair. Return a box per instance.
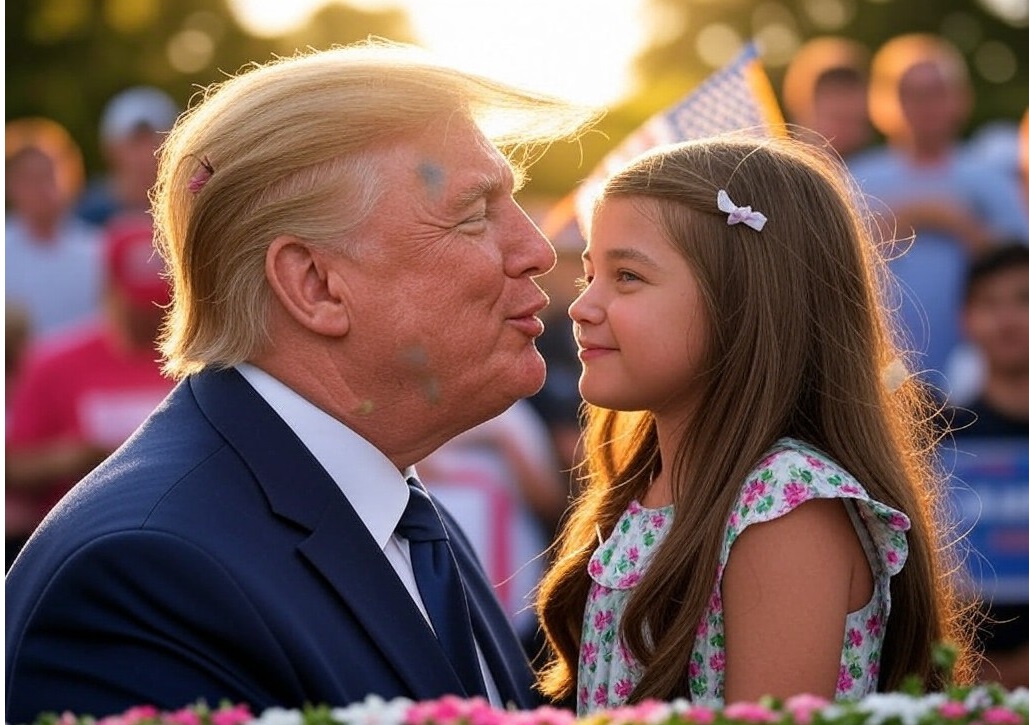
[537,135,975,702]
[152,39,598,378]
[868,33,971,138]
[5,117,86,206]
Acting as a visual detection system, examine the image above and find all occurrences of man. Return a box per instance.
[780,36,872,161]
[76,85,180,226]
[6,41,596,720]
[847,34,1029,397]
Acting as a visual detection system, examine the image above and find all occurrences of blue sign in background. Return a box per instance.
[941,439,1029,605]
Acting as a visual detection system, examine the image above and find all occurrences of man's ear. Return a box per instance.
[265,235,350,337]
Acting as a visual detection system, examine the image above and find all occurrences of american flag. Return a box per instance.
[543,41,785,240]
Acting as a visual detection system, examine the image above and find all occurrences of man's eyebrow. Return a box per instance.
[582,247,660,267]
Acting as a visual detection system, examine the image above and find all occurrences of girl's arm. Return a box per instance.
[721,498,872,703]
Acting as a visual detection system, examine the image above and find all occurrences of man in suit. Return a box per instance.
[5,40,596,721]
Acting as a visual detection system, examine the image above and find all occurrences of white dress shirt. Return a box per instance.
[235,363,501,703]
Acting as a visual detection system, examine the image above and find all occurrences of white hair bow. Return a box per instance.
[717,189,767,232]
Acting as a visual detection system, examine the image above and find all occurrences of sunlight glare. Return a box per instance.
[227,0,649,106]
[402,0,650,106]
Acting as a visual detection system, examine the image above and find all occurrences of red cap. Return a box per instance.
[105,216,171,310]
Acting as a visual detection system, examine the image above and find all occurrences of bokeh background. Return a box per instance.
[7,0,1028,197]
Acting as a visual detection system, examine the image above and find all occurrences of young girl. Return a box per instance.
[536,136,975,711]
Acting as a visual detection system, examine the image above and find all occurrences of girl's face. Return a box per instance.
[570,196,710,417]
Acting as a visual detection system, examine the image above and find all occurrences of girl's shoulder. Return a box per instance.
[724,438,911,573]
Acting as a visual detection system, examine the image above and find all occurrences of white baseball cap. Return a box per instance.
[100,86,179,143]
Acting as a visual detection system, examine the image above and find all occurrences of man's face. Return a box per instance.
[964,265,1029,376]
[335,114,557,433]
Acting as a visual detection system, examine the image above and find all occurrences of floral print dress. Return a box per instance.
[577,438,911,714]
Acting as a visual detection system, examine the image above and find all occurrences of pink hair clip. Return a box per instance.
[717,189,767,232]
[188,156,214,194]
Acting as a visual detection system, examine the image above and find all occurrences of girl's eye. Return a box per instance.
[616,270,641,283]
[574,275,592,292]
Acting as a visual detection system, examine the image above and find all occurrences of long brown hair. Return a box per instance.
[537,136,975,703]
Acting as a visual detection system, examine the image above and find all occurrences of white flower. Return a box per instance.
[330,694,413,725]
[252,707,304,725]
[856,692,946,725]
[1006,687,1029,708]
[882,358,908,393]
[964,685,994,711]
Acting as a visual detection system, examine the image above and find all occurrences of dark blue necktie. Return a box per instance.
[397,478,487,698]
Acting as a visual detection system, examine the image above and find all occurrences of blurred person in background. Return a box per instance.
[848,33,1029,399]
[5,117,103,341]
[945,243,1029,689]
[781,36,873,161]
[6,215,174,570]
[76,85,180,226]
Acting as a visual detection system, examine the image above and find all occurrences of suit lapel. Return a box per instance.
[190,368,467,699]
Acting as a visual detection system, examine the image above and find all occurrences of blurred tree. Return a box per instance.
[7,0,1024,197]
[6,0,414,175]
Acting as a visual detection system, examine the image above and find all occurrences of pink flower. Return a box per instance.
[588,558,604,577]
[837,664,854,692]
[728,512,740,528]
[628,501,642,514]
[866,614,883,636]
[847,627,863,648]
[886,550,900,566]
[520,706,575,725]
[627,546,640,563]
[582,641,599,665]
[593,609,614,630]
[99,706,159,725]
[212,705,253,725]
[722,702,778,723]
[742,480,766,506]
[890,512,910,530]
[696,618,709,636]
[688,660,702,677]
[783,482,810,507]
[406,696,467,725]
[593,683,609,707]
[983,707,1023,724]
[164,710,201,725]
[651,512,666,528]
[840,484,863,495]
[682,706,716,724]
[805,455,826,470]
[578,687,589,706]
[614,678,635,699]
[617,571,641,587]
[708,651,726,672]
[784,694,830,725]
[938,701,968,719]
[616,639,636,666]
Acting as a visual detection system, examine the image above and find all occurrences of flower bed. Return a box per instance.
[26,687,1029,725]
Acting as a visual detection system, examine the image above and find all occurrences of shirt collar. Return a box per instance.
[235,363,411,549]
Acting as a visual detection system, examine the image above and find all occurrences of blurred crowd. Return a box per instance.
[6,32,1029,688]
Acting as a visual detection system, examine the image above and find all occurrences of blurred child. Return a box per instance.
[537,136,975,711]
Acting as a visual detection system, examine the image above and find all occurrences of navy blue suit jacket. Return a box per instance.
[6,368,540,722]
